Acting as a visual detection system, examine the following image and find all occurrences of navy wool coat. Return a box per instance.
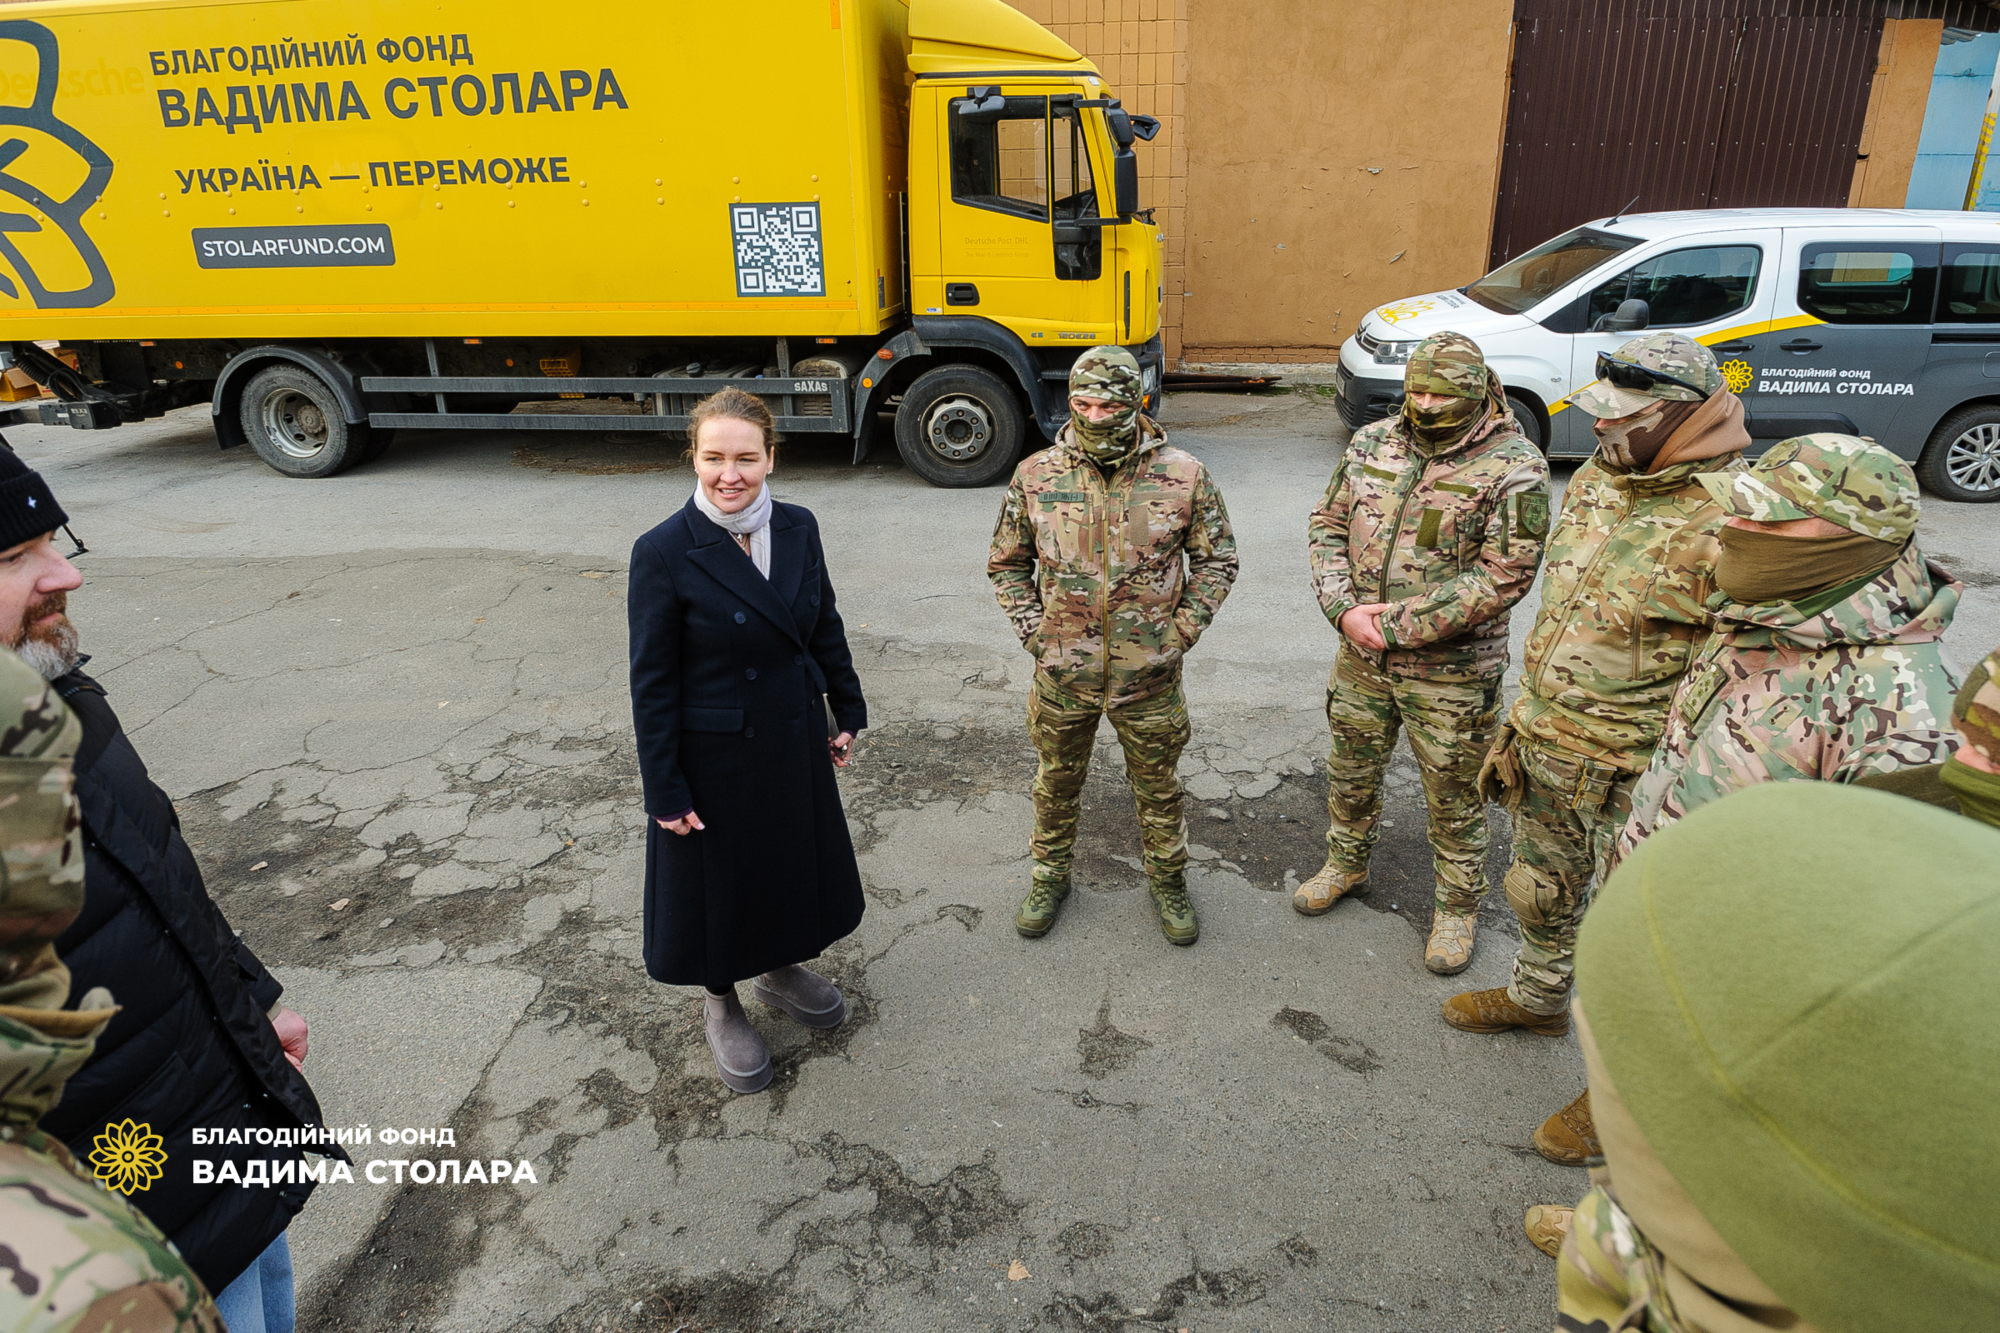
[628,497,867,989]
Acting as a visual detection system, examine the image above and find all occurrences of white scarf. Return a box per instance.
[692,480,773,577]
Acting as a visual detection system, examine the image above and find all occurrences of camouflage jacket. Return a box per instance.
[1618,541,1963,854]
[1507,454,1745,769]
[988,419,1238,708]
[0,1033,222,1332]
[1309,407,1550,680]
[0,645,221,1332]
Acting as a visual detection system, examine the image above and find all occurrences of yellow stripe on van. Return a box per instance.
[1548,314,1827,415]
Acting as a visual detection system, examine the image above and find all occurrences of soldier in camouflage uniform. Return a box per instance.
[1617,433,1962,855]
[1303,332,1550,966]
[0,644,222,1332]
[989,346,1238,945]
[1445,334,1748,1076]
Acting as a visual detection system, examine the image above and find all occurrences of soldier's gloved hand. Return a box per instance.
[1478,724,1523,807]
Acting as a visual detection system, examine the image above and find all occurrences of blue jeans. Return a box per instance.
[214,1231,295,1333]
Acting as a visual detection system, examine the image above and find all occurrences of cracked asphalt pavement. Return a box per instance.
[12,391,1995,1332]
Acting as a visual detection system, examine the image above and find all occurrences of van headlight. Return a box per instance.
[1373,339,1418,365]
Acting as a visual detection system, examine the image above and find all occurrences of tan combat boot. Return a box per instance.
[1533,1089,1600,1166]
[1441,986,1570,1036]
[1424,912,1476,975]
[1292,858,1368,916]
[1523,1205,1573,1258]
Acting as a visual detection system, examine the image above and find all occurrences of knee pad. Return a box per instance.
[1504,861,1565,929]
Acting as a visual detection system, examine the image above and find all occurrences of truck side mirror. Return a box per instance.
[1114,149,1139,219]
[1591,298,1650,333]
[1106,108,1134,147]
[1127,114,1161,142]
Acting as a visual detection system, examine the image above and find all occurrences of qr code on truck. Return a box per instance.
[731,203,824,297]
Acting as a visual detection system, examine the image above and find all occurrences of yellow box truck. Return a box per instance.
[0,0,1164,485]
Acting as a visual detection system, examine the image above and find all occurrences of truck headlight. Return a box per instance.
[1141,364,1160,396]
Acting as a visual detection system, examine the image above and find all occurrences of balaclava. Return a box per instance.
[1067,346,1144,470]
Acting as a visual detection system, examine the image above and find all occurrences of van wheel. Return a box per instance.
[893,366,1024,488]
[239,364,367,478]
[1506,392,1547,453]
[1919,405,2000,503]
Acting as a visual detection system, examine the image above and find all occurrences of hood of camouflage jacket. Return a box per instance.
[1600,390,1749,495]
[1715,539,1960,651]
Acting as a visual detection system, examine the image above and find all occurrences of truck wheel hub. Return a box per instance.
[1947,423,2000,493]
[262,389,330,460]
[925,396,991,461]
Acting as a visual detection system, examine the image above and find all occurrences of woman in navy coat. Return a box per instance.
[628,388,868,1093]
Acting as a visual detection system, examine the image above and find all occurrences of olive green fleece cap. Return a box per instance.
[1577,781,2000,1333]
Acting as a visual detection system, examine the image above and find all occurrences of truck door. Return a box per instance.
[935,89,1110,332]
[1743,230,1940,452]
[1563,233,1779,453]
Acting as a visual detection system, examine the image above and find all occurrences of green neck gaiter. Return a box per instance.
[1715,527,1903,606]
[1940,755,2000,830]
[1400,395,1483,454]
[1072,405,1139,469]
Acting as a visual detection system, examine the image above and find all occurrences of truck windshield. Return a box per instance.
[1465,227,1641,315]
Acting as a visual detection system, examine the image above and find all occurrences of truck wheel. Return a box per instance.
[1506,392,1547,453]
[239,364,366,478]
[893,366,1024,488]
[1918,405,2000,503]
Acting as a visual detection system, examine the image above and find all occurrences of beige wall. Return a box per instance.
[1850,19,1943,208]
[1003,0,1191,359]
[1177,0,1514,364]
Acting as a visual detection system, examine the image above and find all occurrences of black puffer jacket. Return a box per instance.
[46,668,335,1293]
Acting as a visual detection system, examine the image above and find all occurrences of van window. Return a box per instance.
[1797,245,1937,325]
[1940,250,2000,322]
[949,95,1049,222]
[1584,246,1760,329]
[1464,227,1641,315]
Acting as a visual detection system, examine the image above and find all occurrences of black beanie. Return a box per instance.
[0,437,67,551]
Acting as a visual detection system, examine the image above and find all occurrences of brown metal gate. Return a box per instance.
[1489,1,1886,268]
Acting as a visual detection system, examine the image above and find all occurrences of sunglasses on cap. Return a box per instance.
[1594,351,1708,400]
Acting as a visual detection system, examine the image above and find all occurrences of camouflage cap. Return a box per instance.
[1068,346,1142,409]
[1573,332,1722,418]
[1403,332,1490,400]
[1696,433,1920,541]
[1952,644,2000,766]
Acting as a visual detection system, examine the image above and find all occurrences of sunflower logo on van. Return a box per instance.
[1720,359,1754,394]
[1375,297,1439,326]
[90,1118,167,1196]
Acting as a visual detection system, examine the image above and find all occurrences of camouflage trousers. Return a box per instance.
[1028,671,1190,888]
[1558,1186,1700,1332]
[1322,649,1500,914]
[1504,737,1640,1016]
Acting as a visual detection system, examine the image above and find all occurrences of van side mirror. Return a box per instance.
[1592,298,1650,333]
[1114,149,1139,218]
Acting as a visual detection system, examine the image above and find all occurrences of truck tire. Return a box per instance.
[1505,391,1547,453]
[893,365,1024,488]
[238,364,368,478]
[1918,404,2000,503]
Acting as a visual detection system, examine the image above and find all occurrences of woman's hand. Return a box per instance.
[830,732,856,768]
[656,812,706,835]
[1339,602,1392,652]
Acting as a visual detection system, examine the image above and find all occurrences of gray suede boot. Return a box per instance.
[704,986,773,1093]
[752,964,847,1029]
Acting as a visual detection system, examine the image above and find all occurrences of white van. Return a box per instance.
[1334,208,2000,502]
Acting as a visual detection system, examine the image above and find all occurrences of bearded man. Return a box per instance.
[0,444,339,1332]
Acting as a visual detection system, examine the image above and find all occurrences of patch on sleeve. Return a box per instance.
[1515,490,1550,540]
